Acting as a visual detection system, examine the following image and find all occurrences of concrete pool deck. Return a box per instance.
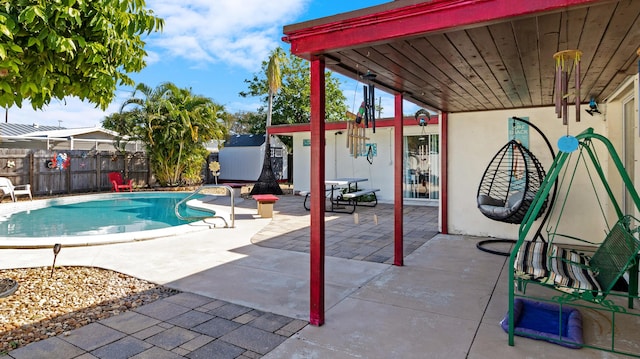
[1,194,638,358]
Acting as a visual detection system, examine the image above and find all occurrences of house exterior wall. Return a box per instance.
[0,140,139,151]
[447,106,613,242]
[292,102,632,242]
[292,122,439,203]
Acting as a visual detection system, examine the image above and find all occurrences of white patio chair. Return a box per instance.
[0,177,32,202]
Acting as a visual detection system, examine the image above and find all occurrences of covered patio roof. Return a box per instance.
[281,0,640,326]
[283,0,640,113]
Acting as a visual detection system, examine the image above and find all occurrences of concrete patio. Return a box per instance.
[1,194,638,358]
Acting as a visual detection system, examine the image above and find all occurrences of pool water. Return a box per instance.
[0,193,213,237]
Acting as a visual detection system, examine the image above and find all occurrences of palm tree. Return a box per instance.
[250,48,287,195]
[116,82,226,186]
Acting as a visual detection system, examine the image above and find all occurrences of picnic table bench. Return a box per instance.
[301,182,379,213]
[340,188,380,207]
[252,194,279,218]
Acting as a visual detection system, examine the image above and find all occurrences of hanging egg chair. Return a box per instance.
[476,127,548,224]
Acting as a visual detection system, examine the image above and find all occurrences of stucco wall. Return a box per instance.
[447,106,611,242]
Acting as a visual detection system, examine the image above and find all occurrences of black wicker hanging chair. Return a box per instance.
[475,117,557,256]
[477,139,547,224]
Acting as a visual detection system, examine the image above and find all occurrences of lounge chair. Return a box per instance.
[0,177,32,202]
[108,172,133,192]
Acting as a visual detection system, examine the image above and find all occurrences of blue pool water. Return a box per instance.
[0,193,213,237]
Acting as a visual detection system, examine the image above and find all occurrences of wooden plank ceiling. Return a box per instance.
[284,0,640,113]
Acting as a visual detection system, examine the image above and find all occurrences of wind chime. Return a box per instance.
[346,72,376,158]
[415,109,431,193]
[346,117,367,158]
[553,49,582,125]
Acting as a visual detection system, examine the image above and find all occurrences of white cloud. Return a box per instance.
[147,0,308,70]
[144,49,161,65]
[225,99,264,114]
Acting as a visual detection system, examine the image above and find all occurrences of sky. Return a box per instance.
[7,0,419,129]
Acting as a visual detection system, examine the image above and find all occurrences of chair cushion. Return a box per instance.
[477,192,525,220]
[514,241,549,280]
[547,246,602,293]
[477,194,504,207]
[506,191,524,208]
[514,241,602,294]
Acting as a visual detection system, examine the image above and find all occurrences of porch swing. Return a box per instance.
[507,128,640,356]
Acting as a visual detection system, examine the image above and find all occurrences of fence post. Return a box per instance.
[97,152,101,191]
[146,155,151,187]
[66,157,71,194]
[29,152,34,193]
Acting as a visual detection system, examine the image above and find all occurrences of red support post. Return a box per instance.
[394,93,404,266]
[309,56,326,326]
[440,112,448,234]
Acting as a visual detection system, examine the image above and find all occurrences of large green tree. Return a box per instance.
[103,82,227,186]
[240,48,348,136]
[222,111,264,135]
[0,0,163,110]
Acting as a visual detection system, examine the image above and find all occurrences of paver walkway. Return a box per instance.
[7,292,307,359]
[250,195,438,263]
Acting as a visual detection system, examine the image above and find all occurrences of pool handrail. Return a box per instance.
[175,184,235,228]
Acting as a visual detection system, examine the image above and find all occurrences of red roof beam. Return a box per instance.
[283,0,614,57]
[268,117,439,135]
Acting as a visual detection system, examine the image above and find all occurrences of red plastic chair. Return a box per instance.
[108,172,133,192]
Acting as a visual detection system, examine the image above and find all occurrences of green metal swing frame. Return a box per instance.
[508,128,640,356]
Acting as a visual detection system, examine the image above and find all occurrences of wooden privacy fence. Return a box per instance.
[0,149,151,196]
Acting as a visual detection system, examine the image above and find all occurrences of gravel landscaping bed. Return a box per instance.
[0,266,178,354]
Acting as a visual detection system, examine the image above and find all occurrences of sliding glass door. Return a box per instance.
[403,134,439,201]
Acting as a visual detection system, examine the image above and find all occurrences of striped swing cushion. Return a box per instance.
[514,241,602,293]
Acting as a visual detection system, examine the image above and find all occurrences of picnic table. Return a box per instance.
[303,178,379,213]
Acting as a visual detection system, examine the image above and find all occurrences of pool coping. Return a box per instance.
[0,192,234,249]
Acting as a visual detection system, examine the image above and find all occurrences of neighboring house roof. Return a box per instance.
[21,127,119,139]
[0,123,138,151]
[224,134,266,147]
[0,123,122,140]
[0,123,60,136]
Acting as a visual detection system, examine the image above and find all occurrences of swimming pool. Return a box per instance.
[0,192,221,248]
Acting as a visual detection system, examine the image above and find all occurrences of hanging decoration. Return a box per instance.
[366,145,374,164]
[414,109,431,141]
[346,118,368,158]
[47,152,70,170]
[346,71,377,158]
[363,72,376,133]
[553,49,582,125]
[585,97,601,116]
